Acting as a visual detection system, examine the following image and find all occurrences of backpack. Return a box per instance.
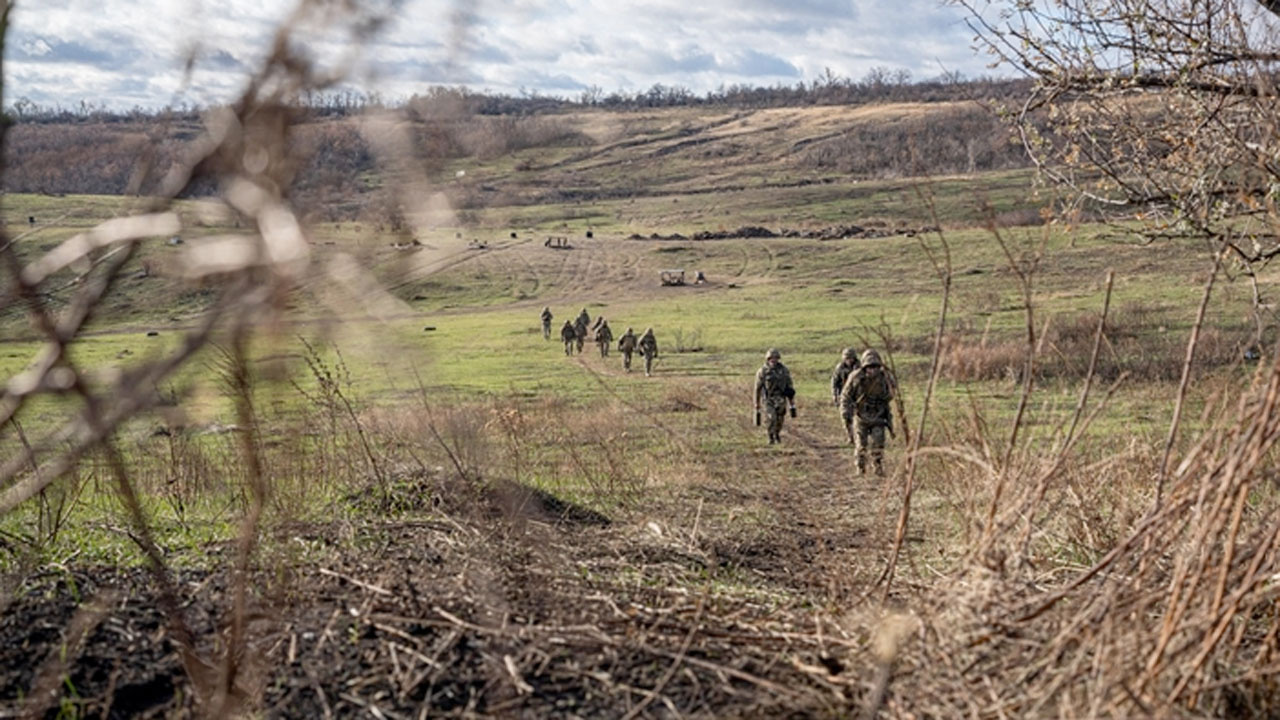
[855,370,893,426]
[761,364,790,398]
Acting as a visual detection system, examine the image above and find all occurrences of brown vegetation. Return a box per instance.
[8,2,1280,718]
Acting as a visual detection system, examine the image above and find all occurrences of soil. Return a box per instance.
[1,433,885,718]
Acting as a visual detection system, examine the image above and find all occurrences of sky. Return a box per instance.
[9,0,997,111]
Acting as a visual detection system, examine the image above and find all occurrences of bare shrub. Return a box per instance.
[550,403,647,505]
[795,103,1029,177]
[669,326,704,353]
[456,115,591,159]
[939,305,1251,383]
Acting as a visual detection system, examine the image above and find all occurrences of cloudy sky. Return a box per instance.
[10,0,996,111]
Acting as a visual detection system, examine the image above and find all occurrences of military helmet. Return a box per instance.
[765,348,781,360]
[842,347,858,361]
[626,327,633,333]
[644,327,654,334]
[861,349,882,367]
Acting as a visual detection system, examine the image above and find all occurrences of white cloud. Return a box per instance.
[10,0,997,110]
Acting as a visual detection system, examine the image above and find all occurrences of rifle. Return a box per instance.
[754,408,761,426]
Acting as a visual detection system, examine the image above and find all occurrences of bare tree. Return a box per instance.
[960,0,1280,339]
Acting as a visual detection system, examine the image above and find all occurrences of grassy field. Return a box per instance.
[4,106,1280,717]
[0,175,1260,563]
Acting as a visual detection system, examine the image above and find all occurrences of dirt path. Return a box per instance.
[0,387,892,717]
[0,233,898,717]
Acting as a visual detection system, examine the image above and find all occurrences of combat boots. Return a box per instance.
[857,457,867,476]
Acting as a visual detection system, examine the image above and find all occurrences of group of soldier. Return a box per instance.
[540,306,660,377]
[753,346,896,476]
[538,306,895,474]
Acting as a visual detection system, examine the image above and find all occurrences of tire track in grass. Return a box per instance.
[499,238,543,299]
[733,244,751,279]
[756,239,778,280]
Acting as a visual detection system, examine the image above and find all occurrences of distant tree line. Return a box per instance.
[6,70,1030,123]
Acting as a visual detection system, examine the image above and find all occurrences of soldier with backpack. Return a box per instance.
[574,308,591,354]
[638,328,659,377]
[617,327,638,371]
[754,348,796,445]
[594,319,614,358]
[840,349,897,475]
[831,347,860,440]
[560,320,577,356]
[540,306,553,340]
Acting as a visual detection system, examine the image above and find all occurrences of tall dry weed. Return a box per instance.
[875,221,1280,715]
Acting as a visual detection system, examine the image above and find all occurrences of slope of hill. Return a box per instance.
[4,101,1032,226]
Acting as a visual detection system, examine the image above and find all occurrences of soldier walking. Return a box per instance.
[638,327,659,377]
[595,319,614,358]
[830,347,860,440]
[560,320,577,356]
[540,306,553,340]
[754,348,796,445]
[839,349,897,476]
[617,327,638,371]
[574,308,591,354]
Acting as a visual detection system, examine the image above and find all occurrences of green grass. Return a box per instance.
[2,161,1272,573]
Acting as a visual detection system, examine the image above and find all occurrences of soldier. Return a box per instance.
[840,349,897,476]
[540,306,553,340]
[574,308,591,354]
[638,327,659,377]
[831,347,860,440]
[560,320,577,356]
[617,327,638,371]
[754,348,796,445]
[595,319,614,358]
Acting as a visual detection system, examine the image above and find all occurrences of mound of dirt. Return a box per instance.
[629,224,937,241]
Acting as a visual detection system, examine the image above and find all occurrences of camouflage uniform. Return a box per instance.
[595,320,614,358]
[638,328,659,377]
[618,328,638,371]
[573,308,590,354]
[830,347,860,440]
[839,349,896,476]
[540,306,553,340]
[754,348,796,444]
[560,320,577,356]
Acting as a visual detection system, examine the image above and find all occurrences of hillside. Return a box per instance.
[4,101,1032,225]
